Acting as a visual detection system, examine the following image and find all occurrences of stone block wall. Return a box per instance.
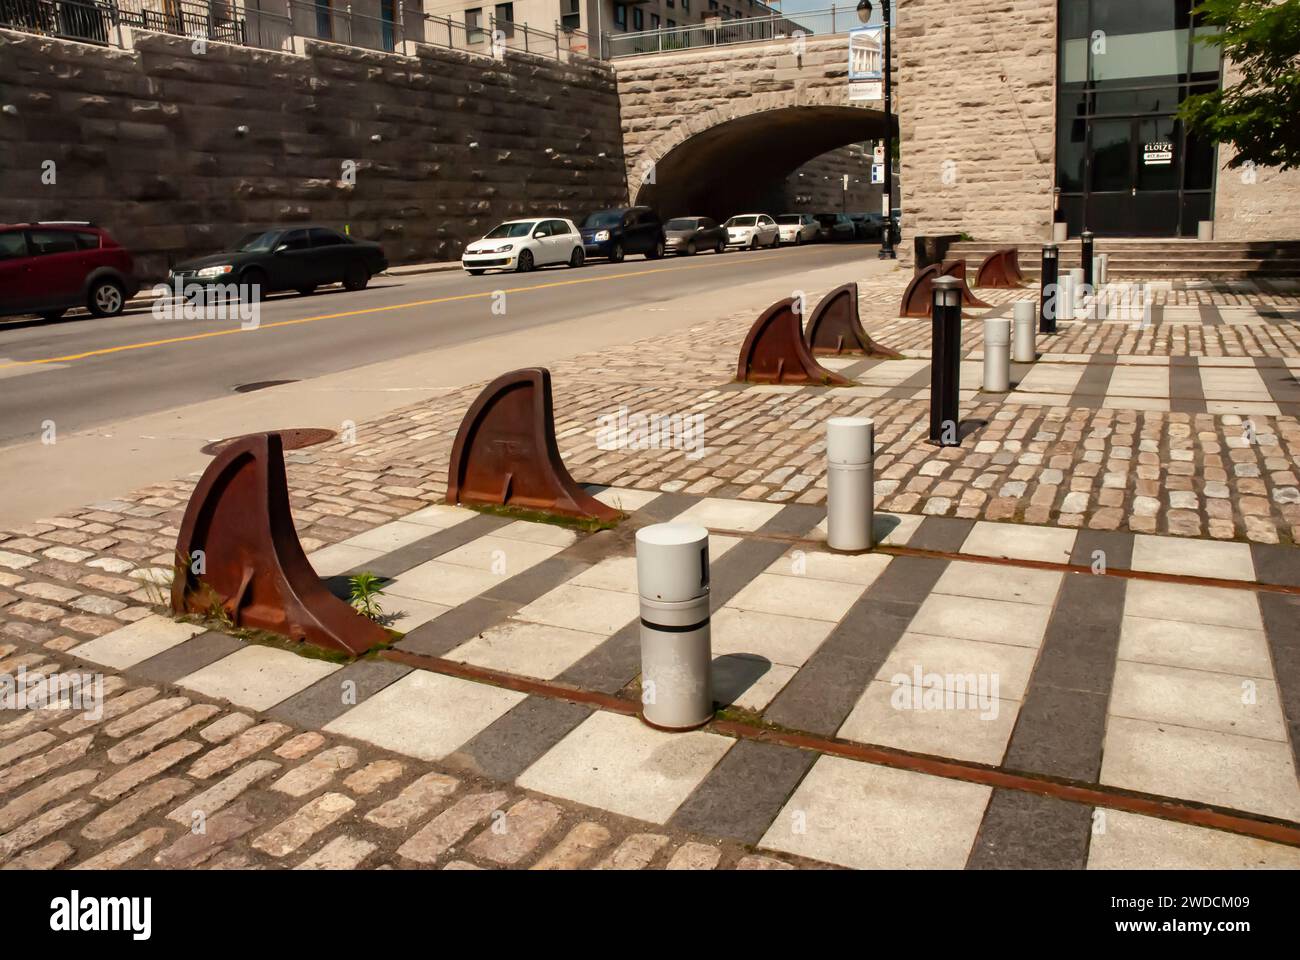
[1211,61,1300,240]
[897,0,1057,262]
[0,29,628,277]
[780,144,885,215]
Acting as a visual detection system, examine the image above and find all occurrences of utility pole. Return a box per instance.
[878,0,895,259]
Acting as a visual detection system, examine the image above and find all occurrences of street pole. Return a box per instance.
[878,0,895,259]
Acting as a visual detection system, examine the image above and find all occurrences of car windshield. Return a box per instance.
[235,231,280,252]
[777,215,803,224]
[583,211,623,228]
[726,216,757,227]
[665,219,699,230]
[483,221,538,239]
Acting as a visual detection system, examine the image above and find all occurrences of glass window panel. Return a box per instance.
[1091,0,1189,37]
[1056,91,1088,192]
[1090,119,1132,192]
[1183,126,1216,191]
[1095,86,1180,114]
[1060,37,1088,83]
[1060,0,1089,40]
[1190,26,1222,76]
[1091,29,1188,82]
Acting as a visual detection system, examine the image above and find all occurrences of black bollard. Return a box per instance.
[1040,243,1059,334]
[929,276,962,446]
[1081,230,1094,289]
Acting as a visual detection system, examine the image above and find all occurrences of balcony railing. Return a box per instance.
[604,4,882,58]
[0,0,598,62]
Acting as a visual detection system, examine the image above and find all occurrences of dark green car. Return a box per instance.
[169,227,387,299]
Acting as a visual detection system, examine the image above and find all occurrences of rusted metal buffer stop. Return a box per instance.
[803,282,902,358]
[737,298,852,385]
[172,431,389,656]
[976,247,1027,289]
[447,367,619,523]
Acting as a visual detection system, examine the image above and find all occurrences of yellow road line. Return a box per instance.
[0,246,836,370]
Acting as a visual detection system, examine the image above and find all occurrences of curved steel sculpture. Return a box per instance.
[941,258,993,308]
[804,282,902,358]
[899,262,942,318]
[172,432,389,656]
[976,248,1027,289]
[447,367,620,523]
[737,298,853,385]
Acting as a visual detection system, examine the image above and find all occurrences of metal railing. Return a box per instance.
[1,0,597,62]
[605,4,881,58]
[0,0,246,46]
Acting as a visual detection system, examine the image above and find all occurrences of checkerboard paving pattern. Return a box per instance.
[5,487,1300,867]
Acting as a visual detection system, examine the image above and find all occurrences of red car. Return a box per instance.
[0,222,140,321]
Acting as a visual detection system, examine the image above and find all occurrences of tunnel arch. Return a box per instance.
[629,95,891,222]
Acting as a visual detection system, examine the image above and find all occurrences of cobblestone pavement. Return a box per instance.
[2,267,1299,869]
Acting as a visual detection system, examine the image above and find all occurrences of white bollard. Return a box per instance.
[1097,253,1109,285]
[636,523,712,730]
[826,417,874,552]
[983,318,1011,392]
[1069,267,1086,319]
[1012,301,1036,363]
[1057,272,1074,322]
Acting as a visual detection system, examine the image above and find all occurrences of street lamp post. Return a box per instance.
[858,0,895,259]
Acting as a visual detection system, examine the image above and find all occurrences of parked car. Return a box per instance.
[663,216,727,255]
[579,207,665,262]
[812,213,856,242]
[170,227,386,299]
[848,212,889,241]
[462,218,583,274]
[723,214,779,249]
[0,221,140,320]
[776,214,819,245]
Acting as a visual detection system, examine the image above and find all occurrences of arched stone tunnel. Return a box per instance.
[634,105,890,221]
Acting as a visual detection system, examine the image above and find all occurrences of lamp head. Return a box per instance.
[856,0,872,23]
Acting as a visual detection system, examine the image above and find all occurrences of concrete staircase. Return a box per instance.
[944,239,1300,281]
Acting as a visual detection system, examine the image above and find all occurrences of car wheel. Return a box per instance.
[794,233,803,246]
[749,237,758,250]
[610,242,624,263]
[296,286,316,297]
[343,261,370,290]
[716,240,725,254]
[568,247,584,268]
[39,309,67,321]
[515,249,534,273]
[87,279,125,318]
[686,241,696,256]
[238,268,268,302]
[646,239,664,260]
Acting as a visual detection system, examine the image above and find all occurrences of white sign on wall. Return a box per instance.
[849,81,883,101]
[871,163,885,184]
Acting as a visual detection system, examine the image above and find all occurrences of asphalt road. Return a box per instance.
[0,243,873,448]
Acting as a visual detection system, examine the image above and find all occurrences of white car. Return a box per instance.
[724,214,779,250]
[776,213,819,245]
[462,218,584,274]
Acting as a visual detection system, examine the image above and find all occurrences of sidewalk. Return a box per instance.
[2,269,1299,870]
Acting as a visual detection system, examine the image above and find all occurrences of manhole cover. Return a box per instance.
[201,428,336,456]
[233,379,299,393]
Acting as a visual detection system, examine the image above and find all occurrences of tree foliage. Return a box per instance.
[1178,0,1300,170]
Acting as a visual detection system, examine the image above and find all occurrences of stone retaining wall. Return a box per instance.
[0,29,628,277]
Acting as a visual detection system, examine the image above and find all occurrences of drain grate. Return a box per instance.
[232,379,299,393]
[201,427,336,456]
